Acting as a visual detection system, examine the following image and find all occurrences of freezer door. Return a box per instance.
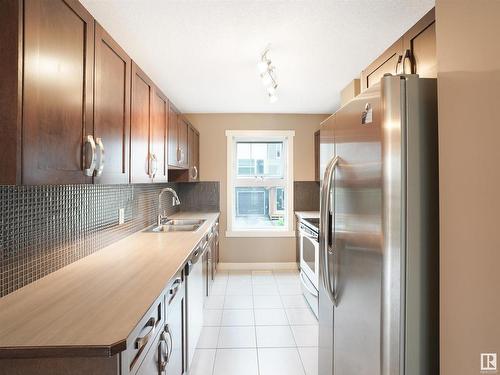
[332,85,383,375]
[380,75,439,375]
[318,113,335,375]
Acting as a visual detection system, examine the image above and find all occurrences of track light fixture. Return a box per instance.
[258,46,278,103]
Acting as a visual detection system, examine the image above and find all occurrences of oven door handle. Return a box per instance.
[300,272,319,297]
[299,227,318,242]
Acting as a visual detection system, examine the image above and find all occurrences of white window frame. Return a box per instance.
[226,130,295,238]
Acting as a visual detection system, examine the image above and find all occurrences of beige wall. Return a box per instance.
[185,114,327,263]
[436,1,500,374]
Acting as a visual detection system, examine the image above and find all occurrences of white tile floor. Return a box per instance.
[189,269,318,375]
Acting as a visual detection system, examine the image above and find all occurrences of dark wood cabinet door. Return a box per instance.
[403,8,436,79]
[0,1,23,185]
[187,125,194,177]
[314,130,320,182]
[187,125,199,181]
[130,62,153,183]
[360,38,403,91]
[178,118,189,168]
[94,23,131,184]
[168,104,179,167]
[22,0,94,184]
[194,130,200,180]
[151,87,168,182]
[361,8,435,91]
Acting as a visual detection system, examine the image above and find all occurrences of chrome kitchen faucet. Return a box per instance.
[158,188,181,226]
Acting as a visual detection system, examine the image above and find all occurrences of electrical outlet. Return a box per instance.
[118,208,125,225]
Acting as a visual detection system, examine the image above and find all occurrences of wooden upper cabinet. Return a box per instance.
[319,115,335,183]
[130,62,154,183]
[361,7,436,91]
[178,118,189,168]
[151,88,168,182]
[22,0,95,184]
[314,130,320,182]
[188,125,200,181]
[94,23,131,184]
[403,8,436,79]
[0,0,23,184]
[194,128,200,180]
[168,104,180,168]
[0,0,176,185]
[167,107,189,170]
[361,38,404,91]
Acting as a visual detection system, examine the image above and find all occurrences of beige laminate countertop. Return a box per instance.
[295,211,319,219]
[0,212,220,359]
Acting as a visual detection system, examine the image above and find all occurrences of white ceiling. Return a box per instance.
[81,0,434,114]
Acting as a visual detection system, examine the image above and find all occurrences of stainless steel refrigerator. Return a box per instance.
[319,74,439,375]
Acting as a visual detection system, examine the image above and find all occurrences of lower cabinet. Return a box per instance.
[0,221,220,375]
[124,293,165,375]
[135,272,185,375]
[134,329,164,375]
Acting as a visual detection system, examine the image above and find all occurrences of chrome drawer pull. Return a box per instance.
[159,332,169,373]
[164,324,173,359]
[169,277,182,301]
[135,317,156,350]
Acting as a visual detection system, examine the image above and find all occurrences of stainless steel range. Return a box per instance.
[298,217,319,318]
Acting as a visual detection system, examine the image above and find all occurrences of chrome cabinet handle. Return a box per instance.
[320,155,339,306]
[95,137,105,176]
[83,135,97,176]
[168,277,182,302]
[164,324,173,359]
[177,147,185,163]
[395,54,403,75]
[135,317,156,350]
[158,331,169,373]
[402,48,413,74]
[149,153,158,178]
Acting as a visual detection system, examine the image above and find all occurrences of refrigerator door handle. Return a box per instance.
[320,155,339,306]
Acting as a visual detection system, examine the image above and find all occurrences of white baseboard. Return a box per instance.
[217,262,299,271]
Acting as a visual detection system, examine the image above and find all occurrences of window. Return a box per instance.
[226,130,294,237]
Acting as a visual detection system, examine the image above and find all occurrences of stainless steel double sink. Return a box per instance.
[144,219,206,233]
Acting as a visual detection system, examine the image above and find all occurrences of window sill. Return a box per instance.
[225,230,296,238]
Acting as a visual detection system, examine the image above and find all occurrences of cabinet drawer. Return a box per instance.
[125,294,165,374]
[134,327,165,375]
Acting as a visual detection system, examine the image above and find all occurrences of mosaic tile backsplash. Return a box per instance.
[0,182,220,297]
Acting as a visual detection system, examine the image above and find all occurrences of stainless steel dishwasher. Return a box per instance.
[185,238,207,368]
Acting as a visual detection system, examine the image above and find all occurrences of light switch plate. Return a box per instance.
[118,208,125,225]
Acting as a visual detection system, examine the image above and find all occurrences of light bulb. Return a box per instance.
[269,94,278,103]
[261,73,272,86]
[257,61,268,73]
[267,86,276,95]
